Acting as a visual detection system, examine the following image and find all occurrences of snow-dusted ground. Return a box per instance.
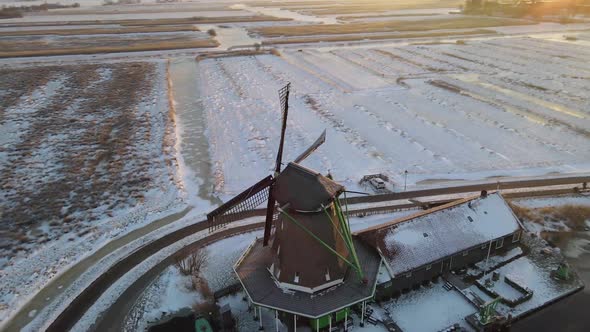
[126,266,203,332]
[125,231,260,331]
[200,33,590,197]
[62,216,263,332]
[511,194,590,210]
[491,255,584,318]
[0,60,185,323]
[383,279,476,331]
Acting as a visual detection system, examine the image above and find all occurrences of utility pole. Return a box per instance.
[404,170,408,191]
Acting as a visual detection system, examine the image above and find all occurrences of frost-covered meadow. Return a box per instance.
[0,61,177,258]
[0,60,181,319]
[200,34,590,197]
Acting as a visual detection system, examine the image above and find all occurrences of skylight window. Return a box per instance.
[467,216,474,222]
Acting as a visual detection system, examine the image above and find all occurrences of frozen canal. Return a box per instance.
[169,58,220,206]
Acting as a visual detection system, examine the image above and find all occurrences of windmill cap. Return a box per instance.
[274,162,344,211]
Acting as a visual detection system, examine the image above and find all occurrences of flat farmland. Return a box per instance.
[0,32,218,58]
[250,16,534,38]
[199,36,590,195]
[0,61,177,265]
[250,0,463,14]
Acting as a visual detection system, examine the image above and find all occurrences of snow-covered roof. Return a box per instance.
[357,192,522,276]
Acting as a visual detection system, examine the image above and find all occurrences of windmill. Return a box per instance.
[207,83,364,287]
[207,83,324,245]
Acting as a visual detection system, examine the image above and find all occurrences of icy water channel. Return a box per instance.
[169,57,220,205]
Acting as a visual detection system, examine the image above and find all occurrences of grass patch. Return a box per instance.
[262,29,496,45]
[0,15,291,28]
[0,25,199,37]
[509,203,590,230]
[120,16,291,26]
[338,13,442,21]
[287,0,463,15]
[0,39,219,58]
[252,16,533,37]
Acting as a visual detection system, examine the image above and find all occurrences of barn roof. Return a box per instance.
[355,192,523,276]
[274,162,343,211]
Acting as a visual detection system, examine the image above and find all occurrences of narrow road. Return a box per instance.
[345,173,590,204]
[2,206,191,332]
[91,223,264,332]
[44,215,216,332]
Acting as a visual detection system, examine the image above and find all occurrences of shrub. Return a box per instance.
[270,48,281,56]
[175,249,208,277]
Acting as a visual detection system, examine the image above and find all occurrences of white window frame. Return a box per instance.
[512,231,521,243]
[462,250,469,256]
[325,268,331,281]
[294,272,300,283]
[481,244,487,250]
[426,264,432,271]
[496,238,504,249]
[405,272,412,278]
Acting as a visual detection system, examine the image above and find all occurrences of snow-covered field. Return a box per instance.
[0,60,182,322]
[200,34,590,197]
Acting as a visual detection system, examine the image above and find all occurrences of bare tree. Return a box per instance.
[175,248,208,278]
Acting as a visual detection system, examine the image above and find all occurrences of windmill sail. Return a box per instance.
[293,129,326,164]
[274,82,290,175]
[206,176,273,232]
[264,82,291,246]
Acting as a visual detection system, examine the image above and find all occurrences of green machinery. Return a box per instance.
[479,297,501,325]
[194,316,213,332]
[555,263,571,281]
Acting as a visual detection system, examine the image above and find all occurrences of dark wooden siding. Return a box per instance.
[376,231,521,301]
